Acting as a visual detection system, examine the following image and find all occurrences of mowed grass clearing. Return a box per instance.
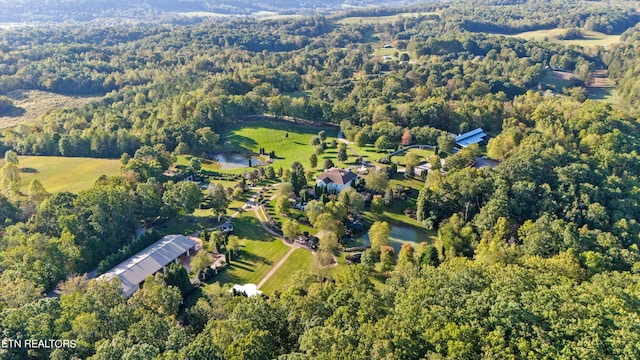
[390,148,435,166]
[213,211,290,286]
[338,11,439,25]
[494,29,620,48]
[0,156,121,194]
[540,70,579,92]
[259,248,313,295]
[223,119,338,172]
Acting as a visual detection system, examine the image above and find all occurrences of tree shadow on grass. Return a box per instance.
[227,262,254,272]
[236,248,272,265]
[231,216,273,241]
[211,269,247,286]
[0,106,26,117]
[225,133,258,152]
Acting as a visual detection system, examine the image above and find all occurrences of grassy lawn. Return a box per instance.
[212,212,290,286]
[259,248,313,295]
[0,156,121,194]
[371,48,416,62]
[348,143,389,163]
[221,119,339,172]
[540,70,579,92]
[155,209,222,237]
[390,148,435,166]
[588,87,620,105]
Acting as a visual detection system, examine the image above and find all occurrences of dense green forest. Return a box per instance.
[3,0,640,358]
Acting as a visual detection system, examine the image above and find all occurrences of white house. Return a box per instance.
[316,167,358,193]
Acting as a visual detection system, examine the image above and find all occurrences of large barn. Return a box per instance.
[455,128,488,148]
[99,234,197,298]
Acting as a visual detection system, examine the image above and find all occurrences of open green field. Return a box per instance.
[0,90,101,130]
[540,70,579,92]
[539,69,620,105]
[338,11,439,25]
[390,148,435,166]
[495,29,620,48]
[588,87,620,104]
[222,119,339,172]
[213,212,290,286]
[348,143,388,164]
[0,156,121,194]
[259,248,313,295]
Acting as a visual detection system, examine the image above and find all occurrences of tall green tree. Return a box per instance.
[282,219,301,240]
[28,179,49,204]
[163,181,203,216]
[290,161,306,195]
[163,262,192,296]
[309,153,318,169]
[274,195,291,216]
[365,169,389,194]
[437,133,456,154]
[369,221,391,253]
[208,183,230,218]
[135,178,163,223]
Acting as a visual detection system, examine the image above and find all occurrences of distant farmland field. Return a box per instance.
[493,29,620,48]
[338,11,439,25]
[0,90,101,130]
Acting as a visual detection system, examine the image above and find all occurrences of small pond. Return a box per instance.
[210,153,264,170]
[354,226,421,257]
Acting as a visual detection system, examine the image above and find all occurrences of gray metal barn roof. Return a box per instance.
[99,234,197,297]
[455,128,487,148]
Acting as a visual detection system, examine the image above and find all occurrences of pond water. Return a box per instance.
[211,153,264,169]
[356,226,421,257]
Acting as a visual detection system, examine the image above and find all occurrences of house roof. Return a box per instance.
[455,128,487,147]
[99,234,197,297]
[317,167,357,185]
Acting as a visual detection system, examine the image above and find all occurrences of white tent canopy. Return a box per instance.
[231,283,262,297]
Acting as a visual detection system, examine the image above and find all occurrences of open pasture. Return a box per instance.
[0,156,121,194]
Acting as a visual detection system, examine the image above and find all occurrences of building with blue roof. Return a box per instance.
[455,128,488,148]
